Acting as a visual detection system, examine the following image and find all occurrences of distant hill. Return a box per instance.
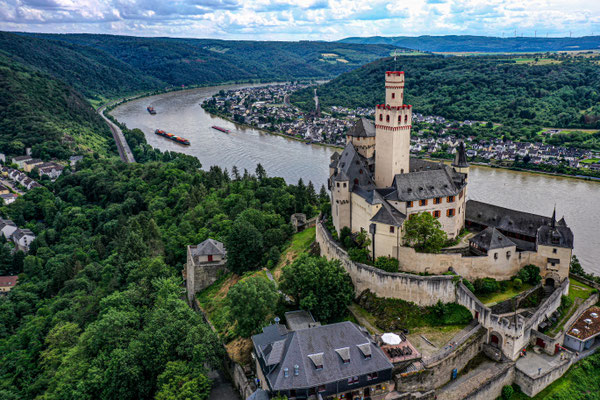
[0,52,115,159]
[9,33,404,96]
[338,35,600,53]
[290,55,600,129]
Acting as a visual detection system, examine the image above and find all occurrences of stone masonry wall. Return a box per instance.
[317,221,457,306]
[514,357,572,397]
[464,362,516,400]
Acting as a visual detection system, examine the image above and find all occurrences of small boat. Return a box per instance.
[147,106,156,115]
[155,129,190,145]
[212,125,230,133]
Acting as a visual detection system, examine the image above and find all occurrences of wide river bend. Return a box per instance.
[112,84,600,275]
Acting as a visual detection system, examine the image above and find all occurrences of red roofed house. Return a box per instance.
[0,275,18,294]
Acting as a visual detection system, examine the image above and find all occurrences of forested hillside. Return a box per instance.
[339,35,600,53]
[0,53,116,159]
[0,127,326,398]
[291,55,600,128]
[8,32,401,95]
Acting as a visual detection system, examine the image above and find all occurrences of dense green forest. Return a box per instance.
[291,55,600,129]
[0,53,116,159]
[339,35,600,53]
[0,32,401,100]
[0,125,326,398]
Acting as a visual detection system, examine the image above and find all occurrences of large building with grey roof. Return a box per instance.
[327,71,573,286]
[252,320,393,399]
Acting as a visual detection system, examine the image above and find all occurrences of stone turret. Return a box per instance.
[374,71,412,187]
[452,141,469,178]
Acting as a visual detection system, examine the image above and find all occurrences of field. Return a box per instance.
[513,57,562,65]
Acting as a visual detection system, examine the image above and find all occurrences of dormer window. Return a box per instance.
[308,353,324,370]
[335,347,350,364]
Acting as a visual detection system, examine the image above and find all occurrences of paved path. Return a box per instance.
[436,360,507,400]
[97,104,136,163]
[207,369,241,400]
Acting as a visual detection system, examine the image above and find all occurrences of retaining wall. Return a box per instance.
[317,221,457,306]
[463,363,515,400]
[514,358,572,397]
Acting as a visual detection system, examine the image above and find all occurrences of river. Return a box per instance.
[111,85,600,275]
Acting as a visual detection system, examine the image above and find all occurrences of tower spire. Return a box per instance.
[452,141,469,168]
[551,205,556,229]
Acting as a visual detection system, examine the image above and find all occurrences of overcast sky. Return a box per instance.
[1,0,599,40]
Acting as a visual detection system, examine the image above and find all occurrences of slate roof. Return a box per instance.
[346,118,376,138]
[252,321,392,391]
[11,228,34,241]
[370,201,406,227]
[469,227,515,251]
[332,142,375,189]
[387,166,464,202]
[466,200,559,238]
[537,225,574,249]
[190,238,226,256]
[12,156,31,162]
[409,158,445,173]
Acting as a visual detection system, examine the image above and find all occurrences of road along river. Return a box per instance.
[111,85,600,275]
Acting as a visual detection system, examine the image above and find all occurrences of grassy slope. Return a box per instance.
[0,53,116,159]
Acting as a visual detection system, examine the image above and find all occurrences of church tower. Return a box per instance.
[374,71,412,187]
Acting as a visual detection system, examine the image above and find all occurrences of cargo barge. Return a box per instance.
[154,129,190,145]
[212,125,230,133]
[147,106,156,115]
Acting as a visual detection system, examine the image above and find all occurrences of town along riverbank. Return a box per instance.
[111,85,600,276]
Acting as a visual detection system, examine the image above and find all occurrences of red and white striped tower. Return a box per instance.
[374,71,412,187]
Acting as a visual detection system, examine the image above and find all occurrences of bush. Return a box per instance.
[517,264,541,285]
[502,384,514,399]
[513,278,523,289]
[474,277,499,294]
[348,247,370,264]
[463,279,476,293]
[374,256,399,273]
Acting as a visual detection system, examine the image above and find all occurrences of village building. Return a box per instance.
[38,162,64,179]
[0,275,18,294]
[563,306,600,352]
[0,185,9,195]
[23,158,44,172]
[252,319,394,400]
[12,155,32,168]
[1,194,18,205]
[0,218,18,239]
[185,238,227,304]
[11,228,36,252]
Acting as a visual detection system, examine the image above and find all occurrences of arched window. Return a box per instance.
[391,93,395,99]
[386,115,390,122]
[354,178,359,185]
[404,115,408,123]
[398,115,402,123]
[379,114,383,121]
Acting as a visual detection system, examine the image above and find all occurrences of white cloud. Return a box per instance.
[0,0,599,39]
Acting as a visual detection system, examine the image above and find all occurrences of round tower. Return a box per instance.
[374,71,412,187]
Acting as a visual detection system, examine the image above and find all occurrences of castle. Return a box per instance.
[329,71,573,284]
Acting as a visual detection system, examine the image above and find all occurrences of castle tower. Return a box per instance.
[374,71,412,187]
[452,141,470,178]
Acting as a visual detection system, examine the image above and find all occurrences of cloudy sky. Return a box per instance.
[1,0,599,40]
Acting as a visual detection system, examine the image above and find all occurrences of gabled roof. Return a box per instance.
[252,321,392,391]
[466,200,565,239]
[0,275,18,287]
[370,201,406,227]
[191,238,226,256]
[469,227,515,251]
[11,228,35,241]
[389,167,463,202]
[346,118,376,138]
[537,225,574,249]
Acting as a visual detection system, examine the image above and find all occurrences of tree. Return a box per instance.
[227,276,280,337]
[374,257,399,273]
[516,265,541,285]
[280,254,354,322]
[255,163,267,180]
[403,212,447,253]
[225,218,264,274]
[501,385,514,399]
[155,361,211,400]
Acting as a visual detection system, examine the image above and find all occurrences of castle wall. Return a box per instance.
[316,221,457,306]
[514,357,572,397]
[186,246,228,304]
[462,363,515,400]
[332,180,351,234]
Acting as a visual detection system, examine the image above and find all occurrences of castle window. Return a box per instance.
[447,208,456,217]
[419,199,428,206]
[506,251,511,259]
[434,197,442,204]
[343,183,347,188]
[447,196,455,203]
[337,183,340,188]
[494,253,498,260]
[392,93,395,99]
[404,115,408,123]
[348,376,359,385]
[359,169,363,174]
[433,210,441,218]
[367,372,379,380]
[354,179,359,185]
[398,115,402,123]
[553,248,557,254]
[407,201,413,208]
[390,226,395,233]
[379,114,383,121]
[459,190,464,199]
[386,115,390,122]
[208,255,213,262]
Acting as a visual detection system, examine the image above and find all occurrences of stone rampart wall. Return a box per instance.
[464,363,515,400]
[317,221,457,306]
[514,357,572,397]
